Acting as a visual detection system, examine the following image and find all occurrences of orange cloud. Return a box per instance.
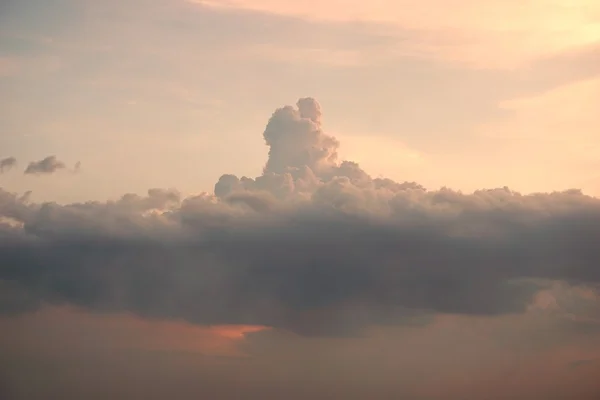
[0,306,269,358]
[209,324,269,340]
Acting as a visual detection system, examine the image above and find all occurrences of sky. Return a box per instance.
[1,0,600,399]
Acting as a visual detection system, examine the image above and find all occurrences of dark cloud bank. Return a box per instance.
[1,98,599,336]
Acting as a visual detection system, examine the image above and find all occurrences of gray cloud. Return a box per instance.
[24,156,66,175]
[0,157,17,173]
[1,98,599,336]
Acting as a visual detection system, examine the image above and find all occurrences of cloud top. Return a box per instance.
[263,98,338,175]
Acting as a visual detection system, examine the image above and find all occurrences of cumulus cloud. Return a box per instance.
[1,98,599,336]
[24,156,66,175]
[0,157,17,173]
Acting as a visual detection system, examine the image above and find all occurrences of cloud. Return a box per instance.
[1,98,599,336]
[0,157,17,173]
[190,0,600,68]
[191,0,599,32]
[24,155,66,175]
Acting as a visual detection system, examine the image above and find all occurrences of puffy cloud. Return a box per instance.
[0,157,17,173]
[214,98,422,201]
[1,98,599,336]
[263,97,338,175]
[24,156,67,175]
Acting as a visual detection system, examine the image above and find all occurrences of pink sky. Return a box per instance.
[1,1,599,399]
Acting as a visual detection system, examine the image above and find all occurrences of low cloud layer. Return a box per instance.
[24,156,66,175]
[0,157,17,173]
[1,98,599,336]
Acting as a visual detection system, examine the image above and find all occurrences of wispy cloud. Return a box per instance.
[0,157,17,173]
[24,156,66,175]
[190,0,600,68]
